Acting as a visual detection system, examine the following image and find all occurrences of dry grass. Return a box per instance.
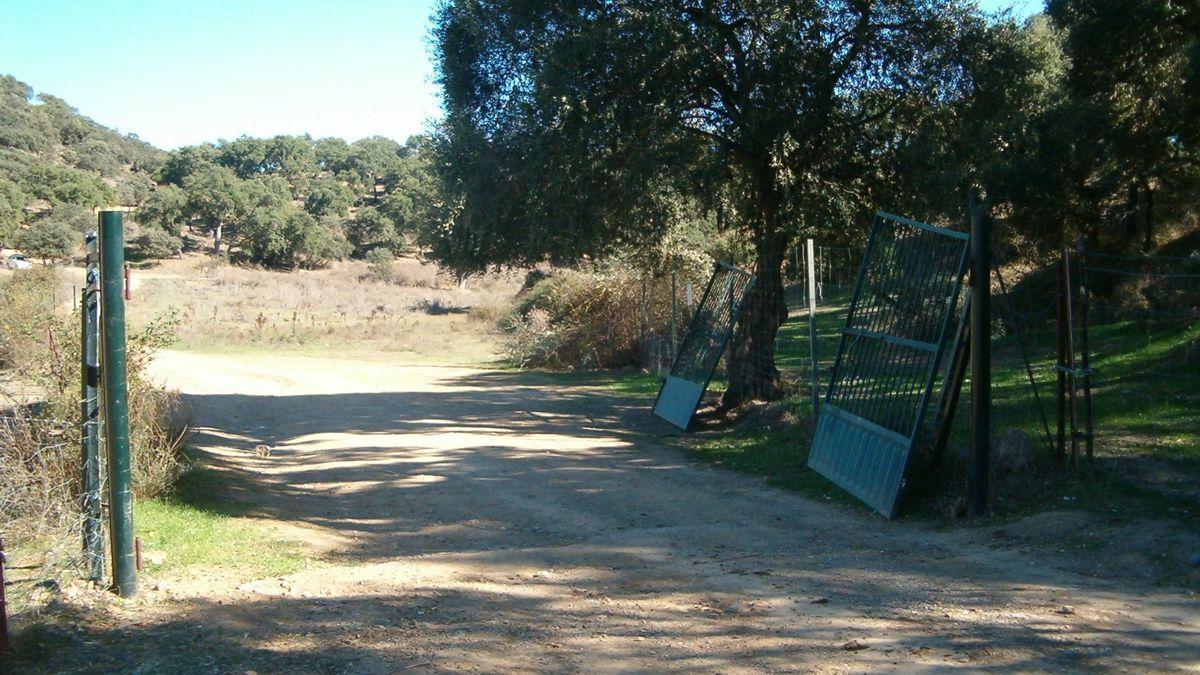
[117,253,522,363]
[1,268,188,577]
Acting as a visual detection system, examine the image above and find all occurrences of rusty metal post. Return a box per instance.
[1056,255,1067,466]
[969,196,991,516]
[1064,247,1080,469]
[1077,238,1094,461]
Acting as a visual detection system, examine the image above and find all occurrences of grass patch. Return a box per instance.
[681,399,865,509]
[135,465,315,577]
[513,368,666,397]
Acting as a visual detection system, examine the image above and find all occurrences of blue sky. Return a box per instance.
[0,0,1041,150]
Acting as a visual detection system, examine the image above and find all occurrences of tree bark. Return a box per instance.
[212,222,223,255]
[721,164,788,407]
[1143,181,1155,252]
[1123,181,1140,246]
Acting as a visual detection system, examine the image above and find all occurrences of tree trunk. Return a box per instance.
[212,222,223,255]
[1143,182,1155,252]
[721,233,788,407]
[1123,182,1140,246]
[721,163,789,407]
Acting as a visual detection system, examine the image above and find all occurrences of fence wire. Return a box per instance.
[1075,250,1200,461]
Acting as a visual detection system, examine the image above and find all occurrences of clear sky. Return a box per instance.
[1,0,1041,150]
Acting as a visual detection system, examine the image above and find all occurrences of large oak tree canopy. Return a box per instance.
[430,0,976,403]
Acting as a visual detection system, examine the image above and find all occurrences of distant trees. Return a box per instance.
[0,73,436,269]
[183,165,247,254]
[1,73,162,256]
[143,131,438,267]
[304,178,355,218]
[16,219,75,262]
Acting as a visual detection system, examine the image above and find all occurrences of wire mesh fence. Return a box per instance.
[1071,248,1200,465]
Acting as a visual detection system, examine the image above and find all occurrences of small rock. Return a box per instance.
[842,640,870,651]
[994,428,1036,475]
[811,597,830,605]
[1055,605,1075,615]
[945,495,967,519]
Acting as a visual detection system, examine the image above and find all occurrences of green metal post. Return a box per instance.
[99,211,136,597]
[81,231,103,581]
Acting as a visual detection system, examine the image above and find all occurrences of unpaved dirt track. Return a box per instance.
[107,352,1199,671]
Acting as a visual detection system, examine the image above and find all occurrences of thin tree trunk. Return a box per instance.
[1143,182,1155,252]
[1123,182,1139,246]
[212,222,223,255]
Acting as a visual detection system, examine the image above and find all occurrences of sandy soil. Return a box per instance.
[25,350,1199,673]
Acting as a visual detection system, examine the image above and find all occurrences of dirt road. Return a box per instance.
[47,351,1200,671]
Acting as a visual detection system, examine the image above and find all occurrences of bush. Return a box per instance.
[0,268,187,550]
[503,268,692,369]
[16,218,76,262]
[364,247,395,282]
[131,225,182,259]
[239,207,352,269]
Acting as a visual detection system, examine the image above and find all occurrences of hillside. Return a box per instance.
[0,74,163,244]
[1,74,438,269]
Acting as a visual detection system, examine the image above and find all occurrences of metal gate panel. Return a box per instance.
[653,262,755,429]
[808,212,969,517]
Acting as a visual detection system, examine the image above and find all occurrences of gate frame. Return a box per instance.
[652,261,756,429]
[808,211,970,517]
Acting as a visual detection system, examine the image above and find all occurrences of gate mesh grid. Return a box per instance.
[669,263,755,384]
[809,212,969,517]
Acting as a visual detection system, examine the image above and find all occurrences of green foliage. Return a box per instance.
[364,246,395,282]
[1042,0,1200,251]
[346,206,398,253]
[381,145,439,240]
[239,206,351,268]
[314,136,351,172]
[0,75,56,153]
[137,184,188,235]
[15,218,76,262]
[20,163,113,207]
[65,137,123,176]
[432,0,975,401]
[304,177,354,217]
[157,144,218,186]
[183,164,249,251]
[116,173,154,206]
[131,225,182,259]
[43,203,94,233]
[0,179,30,242]
[348,136,403,201]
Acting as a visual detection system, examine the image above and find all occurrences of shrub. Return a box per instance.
[0,268,187,550]
[16,218,76,262]
[503,268,694,369]
[364,247,395,282]
[131,225,182,259]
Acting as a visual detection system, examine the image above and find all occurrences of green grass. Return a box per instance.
[680,400,865,508]
[595,280,1198,526]
[513,368,666,397]
[135,465,315,577]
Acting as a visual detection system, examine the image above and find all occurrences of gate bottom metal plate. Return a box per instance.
[653,376,707,429]
[807,403,912,518]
